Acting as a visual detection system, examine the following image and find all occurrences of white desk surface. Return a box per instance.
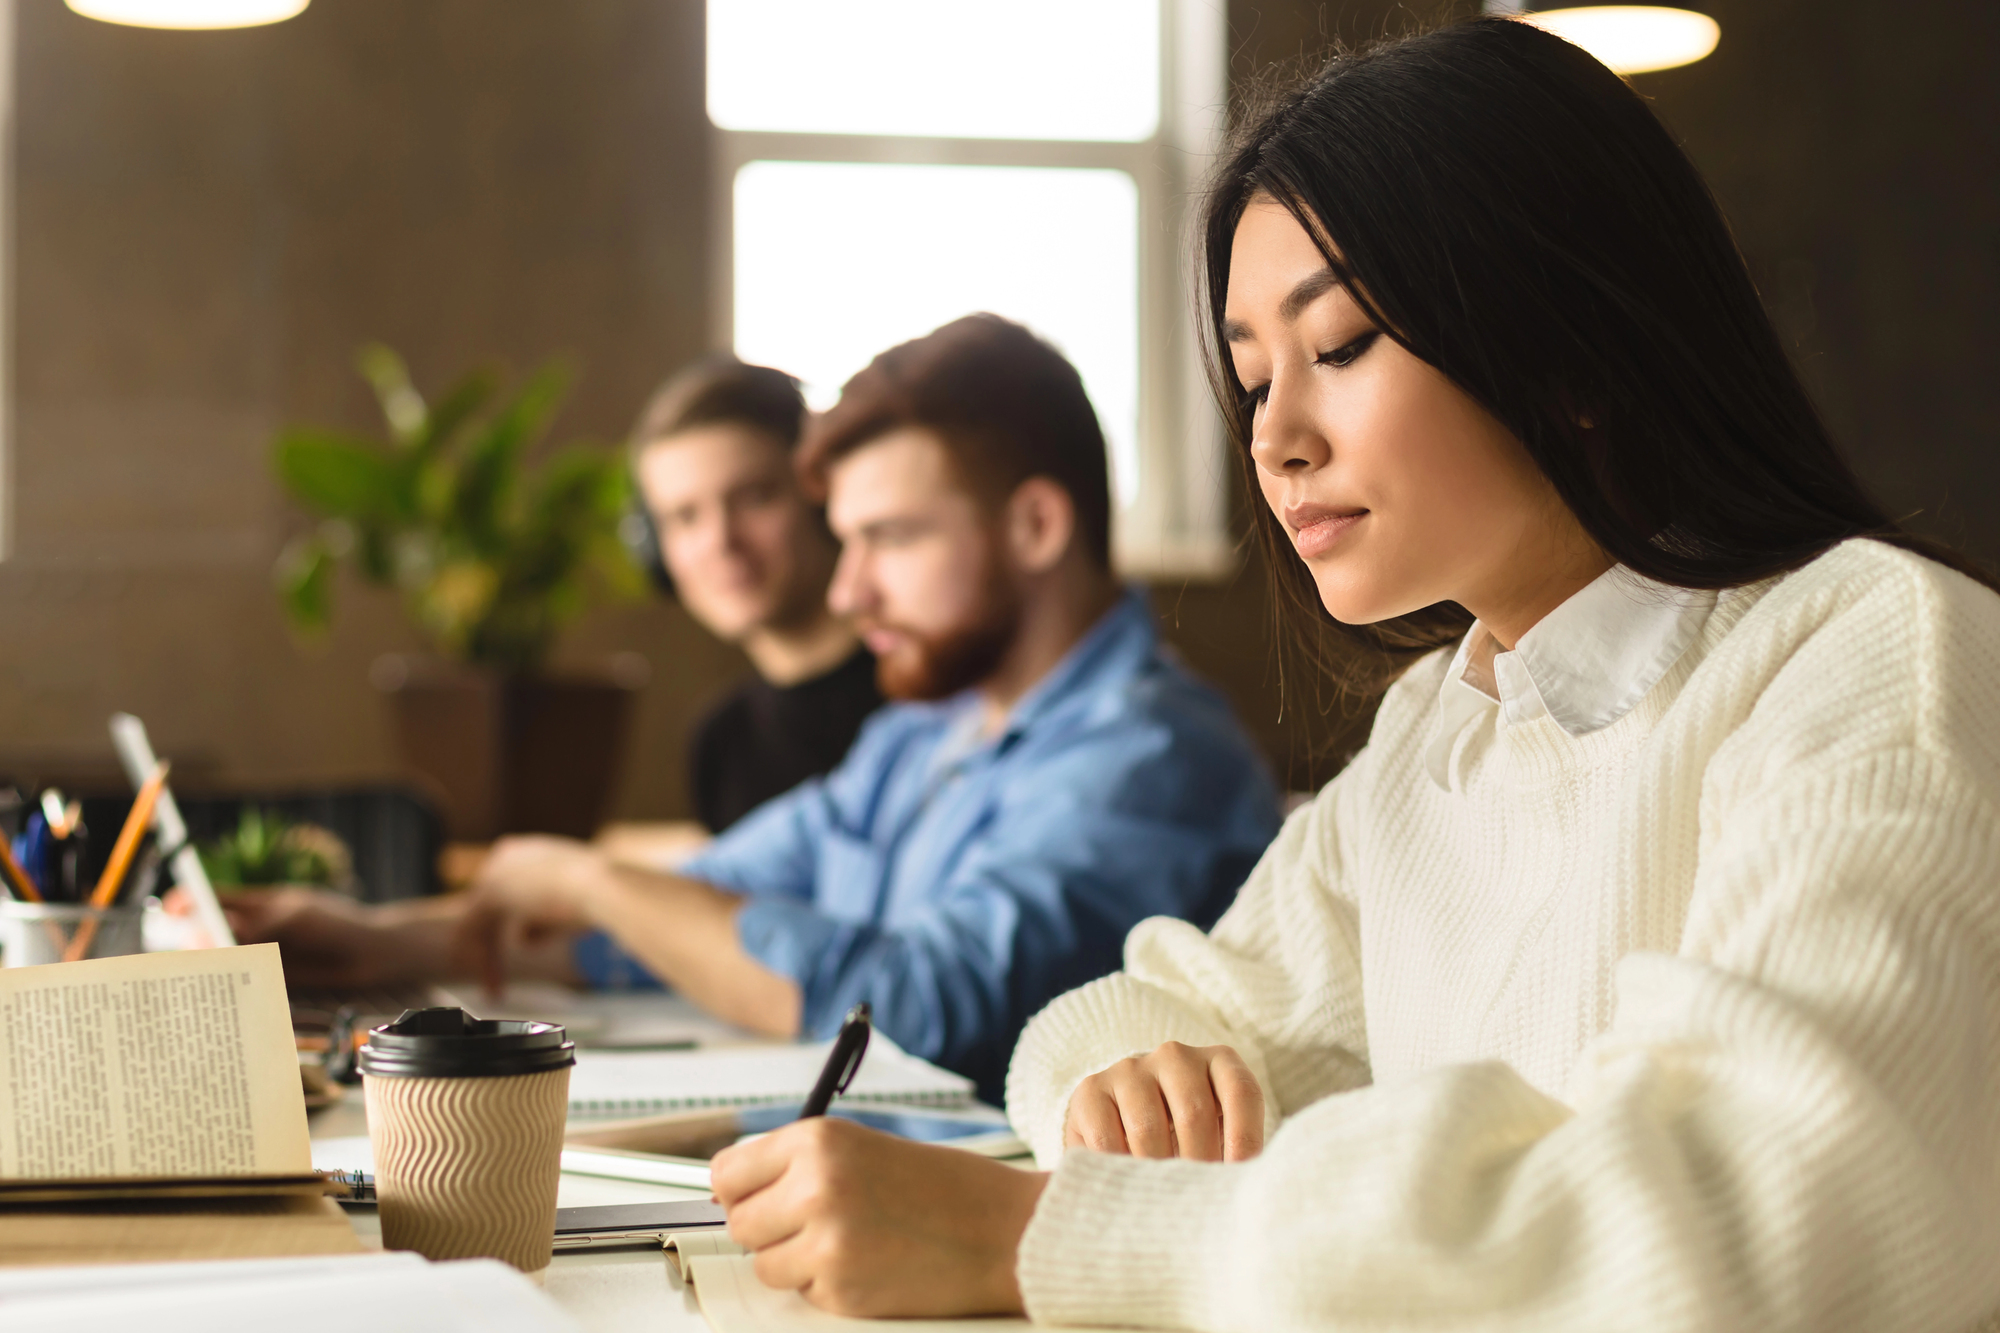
[314,991,752,1333]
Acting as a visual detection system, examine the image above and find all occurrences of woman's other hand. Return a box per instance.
[711,1117,1046,1319]
[1063,1041,1265,1161]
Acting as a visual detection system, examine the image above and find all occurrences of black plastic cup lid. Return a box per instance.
[358,1006,576,1079]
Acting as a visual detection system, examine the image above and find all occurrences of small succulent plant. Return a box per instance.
[199,807,352,891]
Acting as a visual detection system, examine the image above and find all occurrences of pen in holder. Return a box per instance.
[1,901,145,967]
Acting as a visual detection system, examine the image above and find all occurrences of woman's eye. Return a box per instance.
[1239,383,1271,412]
[1317,331,1380,369]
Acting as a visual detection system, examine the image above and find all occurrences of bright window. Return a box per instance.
[709,0,1230,576]
[733,162,1141,506]
[708,0,1161,143]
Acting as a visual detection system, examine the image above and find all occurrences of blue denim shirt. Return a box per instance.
[574,590,1281,1098]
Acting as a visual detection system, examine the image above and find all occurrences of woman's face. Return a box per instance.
[635,423,835,643]
[1224,195,1598,639]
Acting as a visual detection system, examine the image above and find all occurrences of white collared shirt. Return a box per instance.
[1424,565,1718,790]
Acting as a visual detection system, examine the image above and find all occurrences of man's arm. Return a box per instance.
[217,886,586,989]
[457,835,802,1036]
[726,714,1283,1083]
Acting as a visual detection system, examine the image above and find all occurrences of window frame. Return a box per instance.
[706,0,1233,579]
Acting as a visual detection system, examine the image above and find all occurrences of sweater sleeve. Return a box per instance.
[1014,741,2000,1332]
[1005,759,1375,1168]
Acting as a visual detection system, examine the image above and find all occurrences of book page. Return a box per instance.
[664,1229,747,1279]
[0,943,310,1179]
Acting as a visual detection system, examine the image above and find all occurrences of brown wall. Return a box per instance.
[3,0,1995,815]
[0,0,742,815]
[1640,0,2000,562]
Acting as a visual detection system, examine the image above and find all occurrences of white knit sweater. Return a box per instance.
[1006,540,2000,1332]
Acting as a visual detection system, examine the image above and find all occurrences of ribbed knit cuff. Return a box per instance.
[1018,1150,1239,1330]
[1005,970,1252,1168]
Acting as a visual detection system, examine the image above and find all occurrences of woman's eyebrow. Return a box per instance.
[1279,267,1343,322]
[1223,266,1346,343]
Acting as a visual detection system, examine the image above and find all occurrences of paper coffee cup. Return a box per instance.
[361,1007,575,1275]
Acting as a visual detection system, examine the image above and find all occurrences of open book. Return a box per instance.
[0,944,355,1264]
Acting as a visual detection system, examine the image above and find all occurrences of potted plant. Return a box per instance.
[200,806,355,895]
[273,345,646,840]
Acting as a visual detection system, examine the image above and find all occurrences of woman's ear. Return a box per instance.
[1002,476,1077,577]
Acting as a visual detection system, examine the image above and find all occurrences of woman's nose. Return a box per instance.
[1248,372,1332,477]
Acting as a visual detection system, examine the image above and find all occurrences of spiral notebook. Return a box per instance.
[565,1034,973,1119]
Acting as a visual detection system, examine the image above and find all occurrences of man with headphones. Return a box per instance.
[621,356,883,833]
[229,319,1279,1102]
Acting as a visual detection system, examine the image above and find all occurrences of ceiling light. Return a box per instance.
[65,0,308,30]
[1518,5,1720,75]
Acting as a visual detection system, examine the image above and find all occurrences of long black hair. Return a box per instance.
[1204,17,1992,699]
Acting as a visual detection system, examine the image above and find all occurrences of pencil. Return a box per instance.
[61,760,169,963]
[88,760,170,909]
[0,835,42,903]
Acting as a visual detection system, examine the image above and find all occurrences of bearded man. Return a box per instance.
[232,315,1280,1098]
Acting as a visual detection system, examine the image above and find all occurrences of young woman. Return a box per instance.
[705,18,2000,1331]
[626,356,881,833]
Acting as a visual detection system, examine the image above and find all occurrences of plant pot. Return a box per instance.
[372,655,647,842]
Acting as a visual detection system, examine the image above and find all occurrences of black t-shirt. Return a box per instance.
[688,647,884,833]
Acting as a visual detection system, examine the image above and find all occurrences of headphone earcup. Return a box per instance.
[619,495,676,598]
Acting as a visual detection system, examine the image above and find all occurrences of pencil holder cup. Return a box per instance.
[361,1007,575,1277]
[1,902,144,967]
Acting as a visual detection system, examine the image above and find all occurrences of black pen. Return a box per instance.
[798,1002,872,1119]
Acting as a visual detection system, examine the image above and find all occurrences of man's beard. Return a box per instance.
[868,579,1022,703]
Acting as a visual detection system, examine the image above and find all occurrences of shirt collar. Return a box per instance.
[1424,565,1717,790]
[999,586,1157,742]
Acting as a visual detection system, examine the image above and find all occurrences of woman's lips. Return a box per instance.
[1287,505,1368,559]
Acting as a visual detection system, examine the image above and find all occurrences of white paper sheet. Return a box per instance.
[0,1253,578,1333]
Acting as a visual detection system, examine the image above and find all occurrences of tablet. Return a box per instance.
[552,1199,727,1251]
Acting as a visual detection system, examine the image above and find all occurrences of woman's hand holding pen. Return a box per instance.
[1063,1041,1266,1161]
[711,1117,1047,1320]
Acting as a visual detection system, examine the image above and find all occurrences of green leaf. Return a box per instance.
[274,534,336,635]
[452,360,572,549]
[356,344,427,442]
[274,429,401,519]
[406,368,497,466]
[355,524,398,585]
